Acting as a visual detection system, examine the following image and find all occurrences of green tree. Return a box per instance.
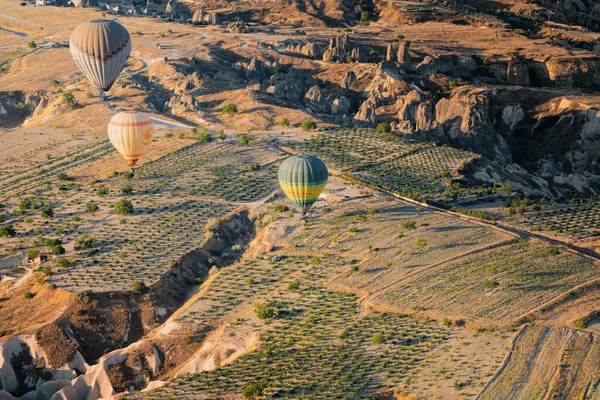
[15,102,30,116]
[114,199,133,215]
[371,333,386,344]
[255,303,275,320]
[278,118,290,127]
[122,185,133,195]
[85,200,99,215]
[401,220,417,230]
[218,130,226,139]
[222,103,238,115]
[242,382,266,400]
[0,225,16,237]
[57,172,72,181]
[238,134,253,145]
[40,205,54,219]
[18,198,33,211]
[50,245,65,255]
[74,235,97,251]
[27,249,40,260]
[131,280,147,294]
[49,79,60,86]
[301,119,316,132]
[27,41,37,48]
[62,92,78,107]
[483,280,499,290]
[376,122,391,134]
[196,131,213,143]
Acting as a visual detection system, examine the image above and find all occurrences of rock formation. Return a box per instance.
[397,40,411,68]
[353,96,378,127]
[228,20,249,34]
[341,71,357,91]
[331,96,351,115]
[304,85,330,114]
[506,57,530,86]
[286,41,323,59]
[233,58,266,82]
[416,55,477,77]
[166,94,198,115]
[322,35,365,63]
[364,67,409,104]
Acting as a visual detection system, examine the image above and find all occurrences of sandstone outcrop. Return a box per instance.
[353,96,378,126]
[416,55,477,77]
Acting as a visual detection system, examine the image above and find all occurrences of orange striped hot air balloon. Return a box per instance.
[107,111,155,168]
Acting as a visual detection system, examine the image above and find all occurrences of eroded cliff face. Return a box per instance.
[0,210,256,400]
[396,87,512,165]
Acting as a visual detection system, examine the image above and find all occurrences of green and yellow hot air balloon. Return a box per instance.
[278,155,328,216]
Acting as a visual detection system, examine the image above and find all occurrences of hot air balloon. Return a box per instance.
[278,155,328,217]
[70,20,131,95]
[107,111,155,169]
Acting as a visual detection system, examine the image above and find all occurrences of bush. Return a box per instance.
[242,382,266,399]
[218,130,226,139]
[415,238,427,248]
[545,247,561,256]
[131,280,147,294]
[62,92,78,107]
[370,334,386,344]
[24,292,34,299]
[287,280,300,291]
[56,258,75,268]
[57,172,72,181]
[85,200,99,214]
[483,280,499,290]
[15,102,30,116]
[222,103,238,115]
[376,122,391,134]
[114,199,133,215]
[255,303,275,320]
[238,134,253,145]
[40,205,54,219]
[178,132,185,139]
[49,79,60,86]
[196,131,212,143]
[96,186,109,196]
[18,198,33,211]
[278,118,290,127]
[273,204,289,212]
[309,256,321,265]
[74,235,97,251]
[301,119,316,132]
[122,185,133,195]
[401,220,416,230]
[51,245,65,255]
[574,319,588,329]
[442,318,453,327]
[27,249,40,260]
[27,41,37,48]
[0,225,16,237]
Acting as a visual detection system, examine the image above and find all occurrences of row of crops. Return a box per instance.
[523,203,600,239]
[0,139,284,292]
[284,128,491,202]
[130,253,451,399]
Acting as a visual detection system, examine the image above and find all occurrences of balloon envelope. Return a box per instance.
[278,155,328,216]
[107,111,155,166]
[70,19,131,92]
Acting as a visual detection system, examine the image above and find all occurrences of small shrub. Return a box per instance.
[27,248,40,260]
[222,103,238,115]
[278,118,290,127]
[62,92,78,107]
[85,200,99,214]
[40,205,54,219]
[114,199,133,215]
[370,334,386,344]
[50,245,65,255]
[27,41,37,48]
[131,280,147,294]
[301,119,316,132]
[415,238,427,248]
[287,280,300,291]
[0,225,16,237]
[255,303,275,320]
[238,134,253,145]
[242,382,266,400]
[442,318,453,327]
[218,130,226,139]
[122,185,133,195]
[401,220,417,230]
[274,204,289,212]
[196,131,213,143]
[483,280,499,290]
[376,122,391,134]
[24,292,34,299]
[309,256,321,265]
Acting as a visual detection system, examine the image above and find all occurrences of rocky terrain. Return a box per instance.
[1,0,600,398]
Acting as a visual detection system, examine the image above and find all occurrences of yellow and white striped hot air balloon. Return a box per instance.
[107,111,155,168]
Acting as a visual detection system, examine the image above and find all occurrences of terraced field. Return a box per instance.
[380,242,599,326]
[0,138,283,292]
[132,251,452,400]
[480,325,600,400]
[524,203,600,239]
[285,128,492,201]
[288,199,512,294]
